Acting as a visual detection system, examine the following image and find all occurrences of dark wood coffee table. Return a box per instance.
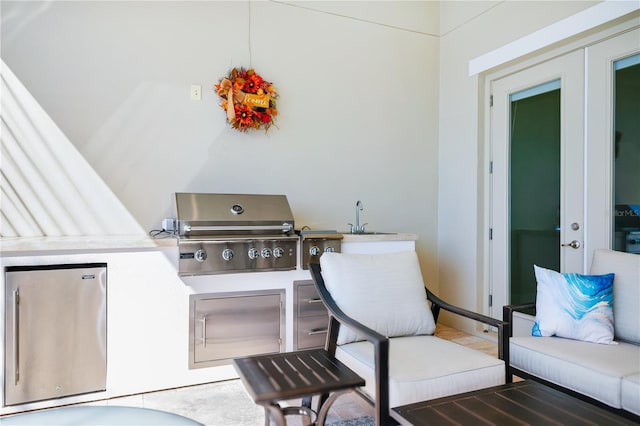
[233,349,365,426]
[392,380,636,425]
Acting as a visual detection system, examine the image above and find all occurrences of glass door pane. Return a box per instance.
[509,81,561,304]
[613,54,640,253]
[489,50,583,318]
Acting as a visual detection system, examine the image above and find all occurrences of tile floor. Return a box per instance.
[104,379,373,425]
[103,324,498,425]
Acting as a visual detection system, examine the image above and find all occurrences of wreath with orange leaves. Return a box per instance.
[214,68,278,132]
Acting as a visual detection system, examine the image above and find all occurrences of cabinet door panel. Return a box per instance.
[190,291,284,368]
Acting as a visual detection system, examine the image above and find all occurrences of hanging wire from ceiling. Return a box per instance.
[248,1,253,68]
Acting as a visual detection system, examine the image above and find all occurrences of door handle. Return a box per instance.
[13,289,20,385]
[561,240,581,249]
[201,315,207,348]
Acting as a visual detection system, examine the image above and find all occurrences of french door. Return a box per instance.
[489,51,584,315]
[488,28,640,319]
[586,29,640,258]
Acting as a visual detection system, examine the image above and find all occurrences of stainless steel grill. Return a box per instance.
[176,193,298,276]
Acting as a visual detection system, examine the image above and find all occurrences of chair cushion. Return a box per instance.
[510,336,640,408]
[336,335,505,407]
[532,265,615,344]
[622,373,640,416]
[320,251,435,345]
[589,249,640,344]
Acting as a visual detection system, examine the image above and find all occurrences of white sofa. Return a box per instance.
[504,249,640,419]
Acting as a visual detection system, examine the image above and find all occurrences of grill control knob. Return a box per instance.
[194,249,207,262]
[273,247,285,258]
[324,247,335,253]
[261,248,272,258]
[309,246,321,256]
[248,248,259,260]
[222,248,234,261]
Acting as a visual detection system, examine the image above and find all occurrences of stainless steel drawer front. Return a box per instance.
[297,284,330,317]
[293,281,329,351]
[296,315,330,350]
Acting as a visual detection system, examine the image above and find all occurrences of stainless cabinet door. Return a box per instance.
[190,290,284,368]
[4,264,107,406]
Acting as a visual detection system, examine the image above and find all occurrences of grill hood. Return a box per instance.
[175,193,295,238]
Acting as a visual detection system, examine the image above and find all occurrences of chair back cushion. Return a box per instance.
[320,251,436,345]
[589,249,640,344]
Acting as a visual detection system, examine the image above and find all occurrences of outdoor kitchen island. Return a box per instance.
[0,232,416,416]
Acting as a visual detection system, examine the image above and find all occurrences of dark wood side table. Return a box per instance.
[392,380,637,425]
[233,349,365,426]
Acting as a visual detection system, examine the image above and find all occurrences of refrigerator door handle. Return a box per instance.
[13,289,20,385]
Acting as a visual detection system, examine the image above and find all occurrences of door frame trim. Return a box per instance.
[469,3,639,76]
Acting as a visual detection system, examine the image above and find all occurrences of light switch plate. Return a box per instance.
[190,84,202,101]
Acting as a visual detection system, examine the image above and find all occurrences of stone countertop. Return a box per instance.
[158,233,417,244]
[0,235,164,255]
[160,233,417,243]
[340,232,418,242]
[0,233,418,255]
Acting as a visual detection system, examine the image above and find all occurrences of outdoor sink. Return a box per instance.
[344,201,398,236]
[340,231,397,235]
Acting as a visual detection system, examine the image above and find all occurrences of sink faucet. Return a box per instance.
[348,200,368,234]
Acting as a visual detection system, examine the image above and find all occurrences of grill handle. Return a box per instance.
[183,223,293,233]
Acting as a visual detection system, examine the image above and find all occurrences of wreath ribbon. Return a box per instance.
[218,78,236,121]
[226,86,235,121]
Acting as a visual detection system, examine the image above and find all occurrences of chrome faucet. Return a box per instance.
[348,200,368,234]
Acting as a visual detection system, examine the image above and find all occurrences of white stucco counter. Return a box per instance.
[341,233,417,254]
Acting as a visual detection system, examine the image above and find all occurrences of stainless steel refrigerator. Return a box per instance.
[4,263,107,406]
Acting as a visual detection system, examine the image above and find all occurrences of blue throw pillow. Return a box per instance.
[532,265,615,344]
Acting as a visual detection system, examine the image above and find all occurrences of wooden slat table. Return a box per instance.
[233,349,365,426]
[392,380,637,425]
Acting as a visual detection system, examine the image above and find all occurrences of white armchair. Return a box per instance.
[310,251,508,425]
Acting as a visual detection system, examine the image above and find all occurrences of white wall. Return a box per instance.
[0,1,440,283]
[437,0,604,331]
[6,0,630,338]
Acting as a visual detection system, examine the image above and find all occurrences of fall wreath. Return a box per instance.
[214,67,278,132]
